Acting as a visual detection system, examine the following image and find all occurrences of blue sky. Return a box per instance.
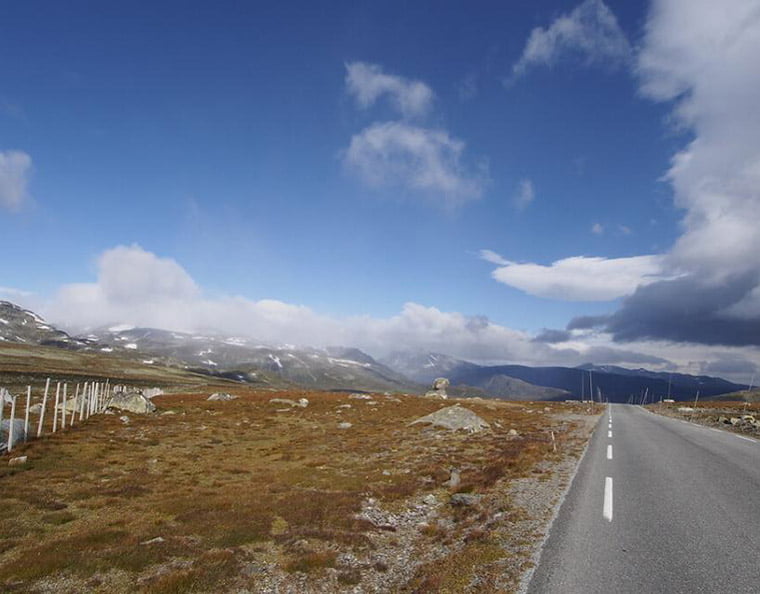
[2,0,760,381]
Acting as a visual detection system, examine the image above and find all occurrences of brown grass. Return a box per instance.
[0,389,594,592]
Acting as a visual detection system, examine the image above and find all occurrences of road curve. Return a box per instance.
[527,404,760,594]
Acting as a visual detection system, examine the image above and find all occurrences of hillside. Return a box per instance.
[88,327,419,394]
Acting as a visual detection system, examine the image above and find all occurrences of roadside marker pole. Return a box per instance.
[37,378,51,438]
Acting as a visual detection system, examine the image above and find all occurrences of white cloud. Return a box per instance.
[343,121,488,208]
[345,62,434,119]
[0,150,32,211]
[479,249,510,266]
[15,243,760,381]
[638,0,760,280]
[591,222,604,235]
[511,0,632,79]
[483,252,668,301]
[513,178,535,210]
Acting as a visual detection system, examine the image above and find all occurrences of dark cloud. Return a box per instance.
[566,315,609,331]
[601,273,760,346]
[583,346,671,367]
[532,329,572,343]
[701,358,757,378]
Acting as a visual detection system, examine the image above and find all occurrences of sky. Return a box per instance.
[2,0,760,382]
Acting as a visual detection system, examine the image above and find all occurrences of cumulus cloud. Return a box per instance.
[513,178,535,210]
[588,0,760,346]
[511,0,632,79]
[343,122,488,208]
[23,244,760,380]
[345,62,434,119]
[343,63,487,208]
[0,150,32,211]
[481,251,668,301]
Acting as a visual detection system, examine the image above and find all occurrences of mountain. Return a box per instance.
[576,364,745,399]
[449,364,747,403]
[0,301,92,349]
[381,351,568,400]
[87,327,418,393]
[380,351,481,384]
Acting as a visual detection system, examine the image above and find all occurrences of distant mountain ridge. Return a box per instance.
[382,350,747,402]
[0,301,747,401]
[86,327,418,393]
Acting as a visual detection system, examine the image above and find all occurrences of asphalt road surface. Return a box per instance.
[527,404,760,593]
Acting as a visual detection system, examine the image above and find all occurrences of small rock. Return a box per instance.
[8,456,27,466]
[730,417,741,425]
[349,393,372,400]
[422,494,437,505]
[140,536,165,545]
[446,468,461,488]
[208,393,237,401]
[450,493,481,507]
[119,416,130,424]
[677,407,694,413]
[382,470,391,476]
[337,404,352,409]
[338,422,353,429]
[508,429,519,436]
[297,398,309,408]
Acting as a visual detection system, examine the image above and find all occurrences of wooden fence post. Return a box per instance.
[52,382,61,433]
[61,383,68,430]
[7,395,17,452]
[80,382,88,421]
[24,386,31,443]
[37,378,51,438]
[70,383,79,426]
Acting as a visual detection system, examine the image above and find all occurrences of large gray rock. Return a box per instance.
[106,391,156,414]
[410,405,489,433]
[424,377,450,399]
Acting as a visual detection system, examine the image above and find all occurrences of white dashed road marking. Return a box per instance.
[607,445,613,460]
[603,477,613,522]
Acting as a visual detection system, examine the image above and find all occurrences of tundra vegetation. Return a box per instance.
[0,380,596,593]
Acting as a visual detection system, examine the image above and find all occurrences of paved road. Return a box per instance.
[527,404,760,593]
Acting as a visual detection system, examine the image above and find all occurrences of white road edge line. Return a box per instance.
[735,435,756,442]
[607,445,612,460]
[608,430,612,438]
[603,477,613,522]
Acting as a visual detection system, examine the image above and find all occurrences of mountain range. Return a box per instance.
[0,300,749,401]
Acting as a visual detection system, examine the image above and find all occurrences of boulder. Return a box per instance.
[410,405,489,433]
[143,388,165,399]
[450,493,481,507]
[424,377,450,400]
[106,391,156,414]
[269,398,308,408]
[208,393,237,401]
[349,393,373,400]
[0,419,26,449]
